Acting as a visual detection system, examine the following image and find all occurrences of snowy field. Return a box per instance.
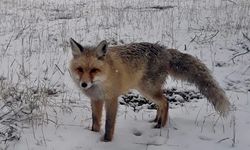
[0,0,250,149]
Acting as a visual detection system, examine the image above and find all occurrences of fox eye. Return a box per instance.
[77,67,84,73]
[90,68,99,73]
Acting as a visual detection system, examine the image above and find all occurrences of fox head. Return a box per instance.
[69,38,109,91]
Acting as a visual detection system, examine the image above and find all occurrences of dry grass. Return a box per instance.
[0,78,60,145]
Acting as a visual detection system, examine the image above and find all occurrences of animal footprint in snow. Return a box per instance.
[132,128,143,136]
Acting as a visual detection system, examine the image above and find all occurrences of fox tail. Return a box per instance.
[167,49,230,116]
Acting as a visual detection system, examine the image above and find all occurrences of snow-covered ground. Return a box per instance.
[0,0,250,149]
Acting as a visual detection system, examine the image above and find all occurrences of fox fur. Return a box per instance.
[69,38,230,142]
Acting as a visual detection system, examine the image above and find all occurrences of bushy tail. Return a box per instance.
[167,49,230,116]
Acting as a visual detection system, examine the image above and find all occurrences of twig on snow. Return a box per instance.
[3,33,14,56]
[217,137,230,143]
[232,114,236,147]
[55,64,65,75]
[223,0,237,5]
[242,32,250,43]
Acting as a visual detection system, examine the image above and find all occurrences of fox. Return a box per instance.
[69,38,230,142]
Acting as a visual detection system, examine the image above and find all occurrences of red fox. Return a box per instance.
[69,38,230,142]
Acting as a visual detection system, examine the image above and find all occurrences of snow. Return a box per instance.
[0,0,250,149]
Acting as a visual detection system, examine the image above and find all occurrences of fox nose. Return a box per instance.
[81,82,87,88]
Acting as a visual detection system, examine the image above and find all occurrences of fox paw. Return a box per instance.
[153,124,162,129]
[91,125,100,132]
[100,134,112,142]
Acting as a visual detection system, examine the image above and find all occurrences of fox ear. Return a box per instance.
[96,40,108,59]
[69,38,84,57]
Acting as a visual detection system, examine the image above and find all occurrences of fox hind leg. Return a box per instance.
[151,93,169,128]
[138,86,169,128]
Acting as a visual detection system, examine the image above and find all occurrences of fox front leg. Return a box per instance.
[91,100,103,132]
[102,98,118,142]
